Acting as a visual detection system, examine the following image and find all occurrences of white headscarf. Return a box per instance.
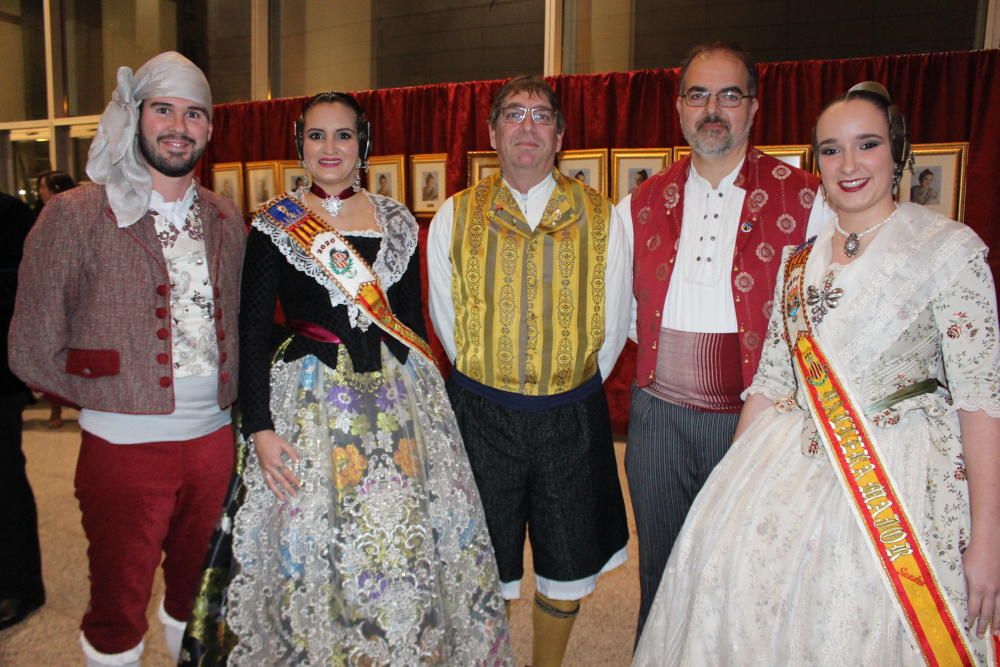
[86,51,213,228]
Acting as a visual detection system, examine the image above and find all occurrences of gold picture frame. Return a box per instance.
[673,144,812,171]
[278,160,308,194]
[211,162,243,214]
[610,148,672,203]
[757,144,813,171]
[411,153,447,214]
[897,142,968,222]
[467,150,500,186]
[244,160,280,212]
[367,154,406,204]
[557,148,609,195]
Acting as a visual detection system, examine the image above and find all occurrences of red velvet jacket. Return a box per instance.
[9,182,245,414]
[631,148,818,389]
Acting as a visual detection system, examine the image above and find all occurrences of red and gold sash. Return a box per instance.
[783,241,993,666]
[256,195,434,364]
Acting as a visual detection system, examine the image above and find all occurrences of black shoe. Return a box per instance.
[0,595,44,631]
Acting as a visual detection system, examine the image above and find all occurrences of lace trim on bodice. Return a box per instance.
[250,190,418,330]
[825,205,985,369]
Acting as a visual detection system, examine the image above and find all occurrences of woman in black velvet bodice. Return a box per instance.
[238,226,426,437]
[216,92,511,665]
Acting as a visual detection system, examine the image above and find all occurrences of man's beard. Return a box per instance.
[683,114,752,158]
[139,131,204,177]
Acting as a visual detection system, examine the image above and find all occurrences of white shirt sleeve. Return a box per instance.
[615,194,639,343]
[598,201,633,380]
[806,188,834,238]
[427,198,458,363]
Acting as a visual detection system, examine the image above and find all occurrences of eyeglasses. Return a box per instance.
[680,89,753,108]
[499,105,557,125]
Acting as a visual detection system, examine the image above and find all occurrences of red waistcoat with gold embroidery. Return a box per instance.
[631,147,819,389]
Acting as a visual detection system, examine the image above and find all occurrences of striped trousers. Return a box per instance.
[626,386,739,642]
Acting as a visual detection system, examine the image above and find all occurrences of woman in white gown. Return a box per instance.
[633,83,1000,665]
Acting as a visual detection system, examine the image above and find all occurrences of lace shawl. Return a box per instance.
[250,191,418,330]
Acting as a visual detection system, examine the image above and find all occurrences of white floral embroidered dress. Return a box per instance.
[633,203,1000,666]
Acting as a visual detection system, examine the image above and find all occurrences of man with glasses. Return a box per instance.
[618,41,830,641]
[428,75,630,667]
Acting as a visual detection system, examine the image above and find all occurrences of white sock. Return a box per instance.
[158,598,187,662]
[80,632,143,667]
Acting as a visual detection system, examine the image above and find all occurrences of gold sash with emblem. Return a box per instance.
[256,195,434,364]
[782,241,996,667]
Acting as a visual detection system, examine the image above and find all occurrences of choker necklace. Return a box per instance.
[309,183,359,217]
[835,205,899,258]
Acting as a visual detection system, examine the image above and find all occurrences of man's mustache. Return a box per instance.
[156,132,196,145]
[696,115,730,131]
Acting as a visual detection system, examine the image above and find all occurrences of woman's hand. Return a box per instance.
[732,393,773,441]
[957,409,1000,638]
[963,534,1000,638]
[251,429,300,500]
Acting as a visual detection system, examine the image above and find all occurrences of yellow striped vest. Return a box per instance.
[449,170,609,395]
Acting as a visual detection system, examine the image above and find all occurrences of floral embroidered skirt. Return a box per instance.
[224,348,512,666]
[632,401,990,666]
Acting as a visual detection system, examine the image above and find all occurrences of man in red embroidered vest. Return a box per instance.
[9,52,244,667]
[428,75,631,667]
[618,41,831,640]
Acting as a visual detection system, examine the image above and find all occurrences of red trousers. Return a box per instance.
[74,425,234,654]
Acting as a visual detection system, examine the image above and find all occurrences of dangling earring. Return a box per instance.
[891,152,914,196]
[352,158,362,192]
[298,160,312,192]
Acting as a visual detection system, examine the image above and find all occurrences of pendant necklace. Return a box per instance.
[835,204,899,258]
[310,183,359,217]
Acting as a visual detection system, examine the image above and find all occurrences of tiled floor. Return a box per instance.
[0,401,640,666]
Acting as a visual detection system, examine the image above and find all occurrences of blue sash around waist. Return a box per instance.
[449,367,603,413]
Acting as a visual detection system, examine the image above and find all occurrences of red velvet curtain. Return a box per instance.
[198,49,1000,433]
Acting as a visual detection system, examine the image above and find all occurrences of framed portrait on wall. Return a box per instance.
[756,144,813,171]
[557,149,608,195]
[897,142,968,221]
[411,153,447,214]
[278,160,308,194]
[211,162,243,213]
[673,145,812,172]
[367,154,406,204]
[244,161,279,211]
[467,150,500,186]
[610,148,672,203]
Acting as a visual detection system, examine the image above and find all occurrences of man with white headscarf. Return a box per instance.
[9,51,245,667]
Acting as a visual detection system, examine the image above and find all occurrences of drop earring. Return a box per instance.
[298,160,312,192]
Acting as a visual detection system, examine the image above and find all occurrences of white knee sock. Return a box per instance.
[158,598,186,663]
[80,632,143,667]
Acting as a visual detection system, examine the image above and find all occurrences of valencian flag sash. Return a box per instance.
[257,195,434,364]
[782,240,998,666]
